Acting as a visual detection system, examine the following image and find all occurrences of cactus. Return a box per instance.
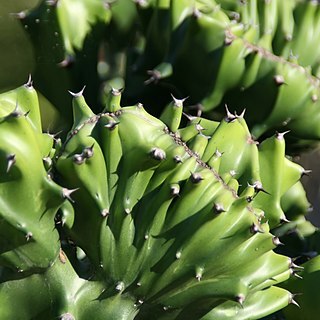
[0,80,66,272]
[2,1,320,318]
[16,0,320,151]
[128,0,320,150]
[0,83,308,319]
[280,255,320,320]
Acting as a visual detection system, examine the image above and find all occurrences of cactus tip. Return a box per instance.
[235,294,245,306]
[150,147,166,161]
[214,203,226,214]
[68,86,86,97]
[276,130,290,140]
[115,281,125,292]
[58,55,74,68]
[236,108,246,118]
[47,0,59,6]
[6,154,16,173]
[10,11,27,19]
[225,104,236,122]
[101,209,109,217]
[191,172,203,184]
[59,313,75,320]
[302,169,312,177]
[272,236,284,246]
[170,184,180,197]
[274,74,285,86]
[62,188,79,202]
[250,223,264,234]
[170,94,188,108]
[24,74,33,88]
[289,294,301,308]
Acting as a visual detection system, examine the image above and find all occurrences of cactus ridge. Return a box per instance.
[0,80,311,320]
[38,89,306,319]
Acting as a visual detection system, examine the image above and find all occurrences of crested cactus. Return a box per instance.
[0,83,308,319]
[2,0,320,319]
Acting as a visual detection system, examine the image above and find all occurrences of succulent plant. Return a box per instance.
[15,0,320,151]
[280,255,320,320]
[0,82,308,319]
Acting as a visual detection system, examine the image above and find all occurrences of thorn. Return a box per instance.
[311,94,318,102]
[289,295,301,308]
[145,69,161,85]
[290,262,304,271]
[62,188,79,203]
[280,216,291,224]
[110,87,122,96]
[246,196,253,203]
[175,251,182,259]
[150,147,166,161]
[125,208,131,214]
[82,144,94,159]
[225,104,236,122]
[47,0,58,6]
[58,55,74,67]
[235,294,245,306]
[170,184,180,197]
[230,170,236,177]
[195,122,204,132]
[276,130,290,140]
[25,232,33,241]
[195,266,204,281]
[25,74,33,88]
[73,154,85,165]
[6,154,16,172]
[250,223,264,234]
[214,149,223,160]
[237,108,246,118]
[182,112,196,122]
[191,172,203,184]
[10,11,26,19]
[104,120,119,130]
[274,74,285,86]
[272,236,284,246]
[101,209,109,217]
[173,155,183,163]
[214,203,226,214]
[302,169,312,177]
[115,281,125,292]
[171,94,188,108]
[68,86,86,97]
[253,181,270,195]
[292,271,303,280]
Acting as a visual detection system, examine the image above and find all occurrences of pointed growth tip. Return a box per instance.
[24,74,33,88]
[235,294,245,306]
[60,313,75,320]
[191,172,203,184]
[274,74,285,86]
[6,154,16,173]
[225,105,236,122]
[171,94,188,108]
[68,86,86,98]
[62,188,79,203]
[276,130,290,140]
[150,147,166,161]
